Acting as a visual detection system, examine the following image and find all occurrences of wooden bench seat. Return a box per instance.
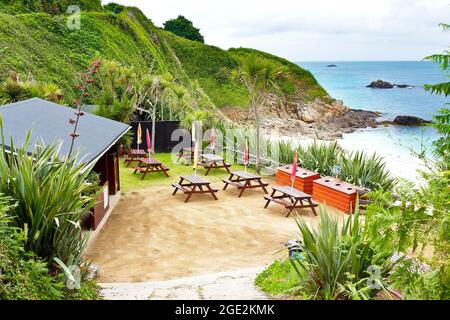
[172,183,192,194]
[264,195,294,208]
[198,162,231,168]
[264,187,319,217]
[132,166,147,173]
[160,164,170,171]
[222,179,245,189]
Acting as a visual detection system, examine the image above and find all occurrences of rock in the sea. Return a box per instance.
[326,64,337,67]
[393,115,431,126]
[367,80,394,89]
[396,84,414,89]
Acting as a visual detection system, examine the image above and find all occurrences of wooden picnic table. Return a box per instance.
[200,153,231,176]
[222,171,269,197]
[124,149,147,167]
[177,147,205,161]
[132,157,170,180]
[264,185,318,217]
[172,175,219,203]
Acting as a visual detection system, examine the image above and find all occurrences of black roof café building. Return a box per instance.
[0,98,131,232]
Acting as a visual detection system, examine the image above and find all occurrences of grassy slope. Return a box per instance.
[162,34,331,108]
[229,48,330,103]
[0,10,171,100]
[0,6,330,110]
[162,30,250,108]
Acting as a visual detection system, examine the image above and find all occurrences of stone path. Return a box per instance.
[100,267,269,300]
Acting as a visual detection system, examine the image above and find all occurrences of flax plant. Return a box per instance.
[291,206,397,300]
[0,119,97,265]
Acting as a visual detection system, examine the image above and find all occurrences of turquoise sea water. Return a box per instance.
[298,61,448,155]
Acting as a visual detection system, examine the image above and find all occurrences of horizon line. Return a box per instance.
[295,59,426,63]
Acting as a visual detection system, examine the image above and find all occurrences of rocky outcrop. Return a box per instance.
[221,96,381,140]
[367,80,394,89]
[393,115,431,126]
[297,99,347,123]
[327,64,337,67]
[367,80,415,89]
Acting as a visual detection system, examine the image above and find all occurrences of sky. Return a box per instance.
[104,0,450,61]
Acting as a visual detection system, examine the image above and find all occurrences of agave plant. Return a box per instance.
[0,72,63,104]
[0,120,97,265]
[338,151,395,190]
[291,205,397,300]
[0,79,29,102]
[299,141,341,176]
[277,140,302,165]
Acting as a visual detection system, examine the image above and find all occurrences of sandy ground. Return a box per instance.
[84,183,342,283]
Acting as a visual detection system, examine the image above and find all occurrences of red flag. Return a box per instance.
[291,151,298,182]
[146,128,151,154]
[243,139,249,166]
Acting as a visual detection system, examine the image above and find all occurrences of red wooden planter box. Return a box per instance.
[275,166,321,195]
[313,177,369,214]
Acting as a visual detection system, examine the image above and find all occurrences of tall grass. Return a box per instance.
[0,122,97,265]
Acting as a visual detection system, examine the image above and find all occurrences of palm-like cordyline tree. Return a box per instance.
[232,54,289,173]
[169,83,188,120]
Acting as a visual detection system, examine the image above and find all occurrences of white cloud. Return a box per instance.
[104,0,449,61]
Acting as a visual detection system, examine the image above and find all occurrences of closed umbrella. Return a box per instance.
[146,128,151,156]
[210,128,215,153]
[137,123,142,151]
[243,139,249,172]
[291,151,298,189]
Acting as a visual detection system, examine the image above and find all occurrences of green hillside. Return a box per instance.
[0,5,331,114]
[0,0,102,15]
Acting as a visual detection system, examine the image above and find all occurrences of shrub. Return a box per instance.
[0,72,64,104]
[290,206,397,300]
[255,260,304,298]
[0,194,64,300]
[163,15,204,43]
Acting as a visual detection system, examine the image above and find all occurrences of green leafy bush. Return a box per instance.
[103,3,125,14]
[255,260,303,298]
[163,15,204,43]
[0,194,64,300]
